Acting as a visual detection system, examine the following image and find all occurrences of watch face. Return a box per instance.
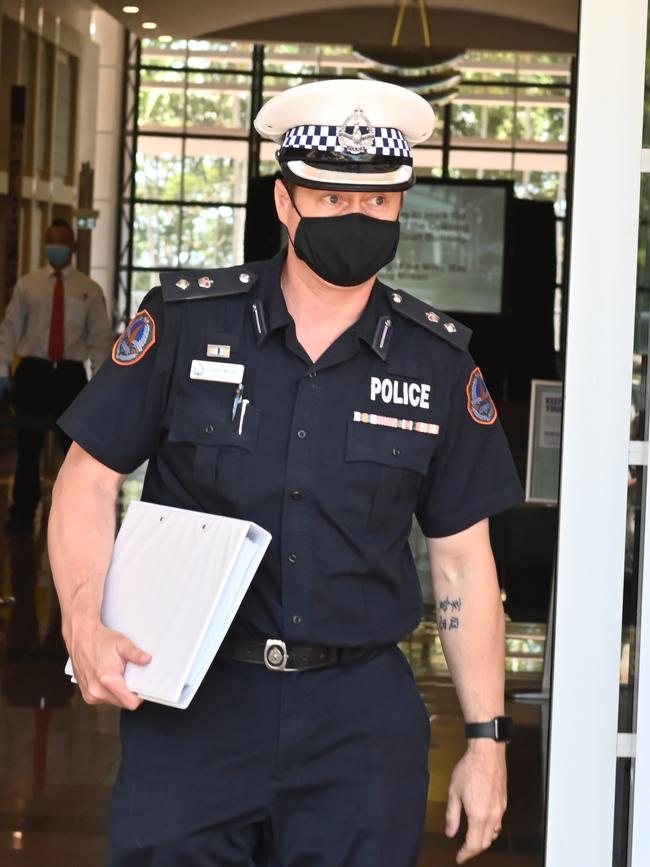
[496,716,514,742]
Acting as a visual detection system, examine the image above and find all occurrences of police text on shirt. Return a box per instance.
[369,376,431,409]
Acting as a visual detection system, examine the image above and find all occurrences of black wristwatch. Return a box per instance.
[464,715,514,743]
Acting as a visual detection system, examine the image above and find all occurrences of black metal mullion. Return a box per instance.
[131,130,250,142]
[136,198,248,208]
[441,103,452,178]
[247,44,265,191]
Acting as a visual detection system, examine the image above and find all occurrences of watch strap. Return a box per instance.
[464,716,514,743]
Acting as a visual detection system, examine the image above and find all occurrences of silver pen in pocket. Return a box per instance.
[238,399,249,436]
[232,382,244,421]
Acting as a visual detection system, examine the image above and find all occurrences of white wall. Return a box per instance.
[89,9,123,318]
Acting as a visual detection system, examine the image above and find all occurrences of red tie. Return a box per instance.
[48,270,65,362]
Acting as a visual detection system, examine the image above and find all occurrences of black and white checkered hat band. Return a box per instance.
[281,125,412,159]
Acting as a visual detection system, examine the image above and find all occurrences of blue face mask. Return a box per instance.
[45,244,72,269]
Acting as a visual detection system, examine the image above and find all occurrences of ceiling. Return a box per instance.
[92,0,579,51]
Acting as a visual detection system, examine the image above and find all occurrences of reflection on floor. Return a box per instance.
[0,443,546,866]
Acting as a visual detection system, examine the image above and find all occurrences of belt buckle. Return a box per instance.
[264,639,296,672]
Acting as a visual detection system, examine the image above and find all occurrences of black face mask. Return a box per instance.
[288,197,401,287]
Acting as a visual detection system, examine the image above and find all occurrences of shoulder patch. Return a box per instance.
[384,286,471,351]
[466,367,498,425]
[112,310,156,366]
[160,266,258,303]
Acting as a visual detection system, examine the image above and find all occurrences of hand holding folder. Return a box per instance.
[65,501,271,709]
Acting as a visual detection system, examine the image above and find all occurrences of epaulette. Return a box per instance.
[160,265,258,303]
[384,286,472,351]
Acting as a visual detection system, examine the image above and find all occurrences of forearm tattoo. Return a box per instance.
[437,596,461,632]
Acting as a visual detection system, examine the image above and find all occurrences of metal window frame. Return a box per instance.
[115,37,573,322]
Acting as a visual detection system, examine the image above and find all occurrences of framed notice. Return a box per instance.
[526,380,563,504]
[380,178,511,313]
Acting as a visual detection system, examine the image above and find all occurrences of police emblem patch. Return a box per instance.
[466,367,497,425]
[112,310,156,366]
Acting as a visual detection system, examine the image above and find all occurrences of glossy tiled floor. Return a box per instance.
[0,435,546,866]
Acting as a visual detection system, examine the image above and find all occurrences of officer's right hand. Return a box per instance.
[0,377,11,399]
[69,621,151,711]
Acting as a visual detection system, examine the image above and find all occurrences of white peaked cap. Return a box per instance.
[254,78,435,145]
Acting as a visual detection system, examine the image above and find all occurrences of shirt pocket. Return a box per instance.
[167,397,260,490]
[65,297,88,328]
[344,420,435,531]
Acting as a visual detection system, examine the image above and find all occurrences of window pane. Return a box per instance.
[179,205,245,268]
[264,44,353,75]
[459,51,571,84]
[452,86,517,144]
[185,72,251,132]
[515,171,561,202]
[129,270,160,318]
[139,38,188,69]
[183,156,248,203]
[515,87,569,145]
[450,100,484,139]
[138,69,185,131]
[186,40,252,71]
[183,137,248,202]
[133,203,180,268]
[135,147,183,200]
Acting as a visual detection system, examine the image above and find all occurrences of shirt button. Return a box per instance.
[293,615,301,624]
[205,424,214,434]
[297,429,307,439]
[392,447,401,456]
[290,490,302,501]
[288,553,297,564]
[308,371,317,379]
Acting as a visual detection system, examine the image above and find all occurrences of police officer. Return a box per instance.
[48,79,523,866]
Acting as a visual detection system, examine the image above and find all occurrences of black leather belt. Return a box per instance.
[23,357,84,371]
[219,637,372,672]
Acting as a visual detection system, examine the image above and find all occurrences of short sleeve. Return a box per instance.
[415,355,524,538]
[58,288,173,474]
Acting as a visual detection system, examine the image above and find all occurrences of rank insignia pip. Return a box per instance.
[198,276,214,289]
[112,310,156,366]
[466,367,497,425]
[175,279,190,290]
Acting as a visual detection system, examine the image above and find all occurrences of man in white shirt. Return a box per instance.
[0,218,112,530]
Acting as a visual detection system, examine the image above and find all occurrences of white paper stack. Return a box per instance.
[64,500,271,709]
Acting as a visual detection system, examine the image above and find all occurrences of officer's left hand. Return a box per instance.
[444,740,507,863]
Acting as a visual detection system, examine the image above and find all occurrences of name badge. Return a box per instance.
[190,360,244,384]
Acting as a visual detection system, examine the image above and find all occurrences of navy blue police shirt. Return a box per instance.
[59,249,524,648]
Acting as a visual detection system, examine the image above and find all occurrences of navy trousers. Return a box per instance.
[11,357,87,519]
[107,645,430,867]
